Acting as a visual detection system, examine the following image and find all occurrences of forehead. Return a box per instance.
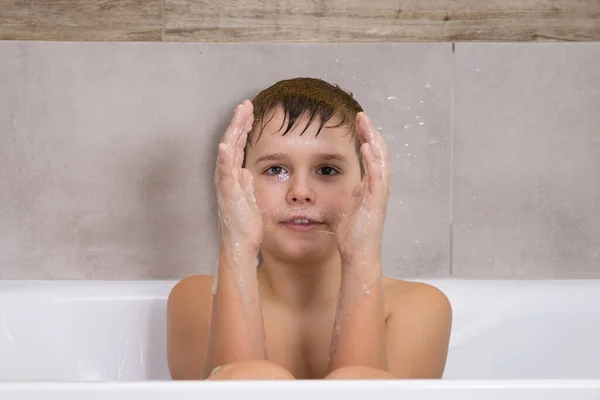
[249,107,355,153]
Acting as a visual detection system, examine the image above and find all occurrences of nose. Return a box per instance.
[286,173,316,205]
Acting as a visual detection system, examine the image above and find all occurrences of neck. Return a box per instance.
[258,250,341,312]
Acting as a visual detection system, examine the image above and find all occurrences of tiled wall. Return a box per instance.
[0,41,598,279]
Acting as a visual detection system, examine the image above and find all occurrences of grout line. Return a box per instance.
[161,0,166,41]
[448,42,456,277]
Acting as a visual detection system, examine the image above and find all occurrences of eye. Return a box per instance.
[264,166,288,176]
[316,166,339,176]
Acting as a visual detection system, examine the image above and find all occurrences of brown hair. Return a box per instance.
[243,77,364,176]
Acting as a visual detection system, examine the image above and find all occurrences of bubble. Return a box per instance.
[275,174,289,183]
[211,275,218,295]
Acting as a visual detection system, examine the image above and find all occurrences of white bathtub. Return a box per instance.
[1,279,599,399]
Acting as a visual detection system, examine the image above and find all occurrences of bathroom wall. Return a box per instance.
[0,41,598,279]
[1,0,599,42]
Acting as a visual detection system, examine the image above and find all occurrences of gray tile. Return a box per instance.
[0,42,452,279]
[453,43,600,278]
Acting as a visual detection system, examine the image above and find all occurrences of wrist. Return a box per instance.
[339,246,382,267]
[219,240,260,261]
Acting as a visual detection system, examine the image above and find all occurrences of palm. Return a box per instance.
[214,101,263,249]
[335,113,390,262]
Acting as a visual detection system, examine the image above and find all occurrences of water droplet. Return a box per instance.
[407,106,411,110]
[377,126,382,131]
[476,68,480,72]
[405,143,409,147]
[416,116,420,119]
[407,153,411,156]
[473,196,477,199]
[425,82,431,88]
[419,121,425,126]
[404,124,411,129]
[488,258,492,261]
[420,100,424,103]
[387,96,396,100]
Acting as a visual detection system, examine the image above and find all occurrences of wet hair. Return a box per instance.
[243,77,365,176]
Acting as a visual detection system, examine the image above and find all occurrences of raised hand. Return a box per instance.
[335,112,390,266]
[214,100,263,254]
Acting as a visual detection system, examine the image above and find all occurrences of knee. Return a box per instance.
[208,360,295,380]
[325,365,395,380]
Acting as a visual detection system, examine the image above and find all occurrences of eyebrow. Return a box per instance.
[254,153,349,164]
[255,153,287,164]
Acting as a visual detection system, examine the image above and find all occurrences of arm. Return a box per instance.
[327,260,388,372]
[205,100,267,376]
[327,112,391,373]
[204,245,266,376]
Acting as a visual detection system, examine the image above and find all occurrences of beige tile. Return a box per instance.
[452,43,600,278]
[0,0,162,41]
[0,42,451,279]
[163,0,600,42]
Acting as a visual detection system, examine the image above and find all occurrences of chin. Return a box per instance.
[262,236,336,264]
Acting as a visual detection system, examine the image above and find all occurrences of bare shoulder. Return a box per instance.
[383,277,452,320]
[167,274,215,379]
[382,278,452,378]
[169,274,214,301]
[167,274,215,330]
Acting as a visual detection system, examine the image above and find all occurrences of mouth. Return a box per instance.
[280,216,325,232]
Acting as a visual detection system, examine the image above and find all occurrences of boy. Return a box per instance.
[167,78,452,380]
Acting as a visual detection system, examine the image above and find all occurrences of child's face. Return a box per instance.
[244,106,362,262]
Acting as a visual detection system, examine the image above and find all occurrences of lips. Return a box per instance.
[280,215,324,232]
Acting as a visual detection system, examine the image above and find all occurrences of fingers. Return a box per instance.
[220,100,253,148]
[358,126,389,200]
[241,169,257,204]
[355,112,388,161]
[215,143,233,185]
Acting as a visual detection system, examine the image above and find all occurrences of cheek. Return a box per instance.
[253,180,282,215]
[320,183,356,215]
